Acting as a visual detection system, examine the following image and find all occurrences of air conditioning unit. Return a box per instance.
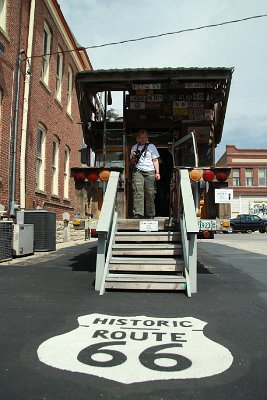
[13,224,34,257]
[17,210,56,251]
[0,221,13,262]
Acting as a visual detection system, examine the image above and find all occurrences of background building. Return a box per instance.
[217,145,267,218]
[0,0,91,224]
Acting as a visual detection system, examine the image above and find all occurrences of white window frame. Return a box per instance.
[36,125,46,191]
[67,66,73,115]
[232,168,240,186]
[64,146,70,199]
[258,168,266,187]
[55,47,63,101]
[52,136,59,195]
[245,168,253,187]
[0,0,7,31]
[41,22,52,85]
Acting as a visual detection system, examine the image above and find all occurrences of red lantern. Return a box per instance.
[203,230,211,239]
[203,170,215,182]
[74,171,86,181]
[99,169,110,181]
[216,172,228,182]
[90,229,97,238]
[87,171,98,182]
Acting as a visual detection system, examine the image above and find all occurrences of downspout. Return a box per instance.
[20,0,36,209]
[8,0,23,217]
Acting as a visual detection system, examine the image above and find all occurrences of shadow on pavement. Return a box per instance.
[69,246,97,272]
[197,260,212,274]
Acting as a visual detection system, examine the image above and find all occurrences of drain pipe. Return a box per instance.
[9,48,24,217]
[20,0,36,209]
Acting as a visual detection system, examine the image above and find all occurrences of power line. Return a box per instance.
[28,13,267,59]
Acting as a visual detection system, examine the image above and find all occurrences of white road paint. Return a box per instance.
[37,314,233,384]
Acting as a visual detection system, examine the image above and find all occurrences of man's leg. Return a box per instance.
[144,171,156,217]
[132,170,145,217]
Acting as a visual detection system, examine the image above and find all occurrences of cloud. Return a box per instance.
[59,0,267,157]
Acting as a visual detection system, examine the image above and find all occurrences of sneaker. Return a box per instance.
[133,214,143,219]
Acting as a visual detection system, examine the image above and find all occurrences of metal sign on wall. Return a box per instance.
[215,189,233,204]
[37,313,233,384]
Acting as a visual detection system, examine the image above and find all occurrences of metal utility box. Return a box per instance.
[13,224,34,257]
[17,210,56,251]
[0,221,13,262]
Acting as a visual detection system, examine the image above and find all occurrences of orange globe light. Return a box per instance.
[216,172,228,182]
[189,169,202,182]
[99,169,110,181]
[87,171,98,182]
[74,171,86,181]
[203,170,215,182]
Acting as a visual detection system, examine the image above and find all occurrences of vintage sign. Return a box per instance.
[215,189,233,204]
[37,314,233,384]
[139,220,159,232]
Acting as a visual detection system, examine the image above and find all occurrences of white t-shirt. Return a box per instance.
[131,143,160,172]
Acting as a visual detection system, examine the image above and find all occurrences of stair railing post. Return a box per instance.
[95,233,107,291]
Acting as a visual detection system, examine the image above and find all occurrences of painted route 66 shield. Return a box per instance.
[37,314,233,384]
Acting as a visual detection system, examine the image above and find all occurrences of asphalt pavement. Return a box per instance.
[0,234,267,400]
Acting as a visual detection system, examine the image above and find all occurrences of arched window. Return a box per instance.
[41,22,52,85]
[0,0,7,31]
[64,146,70,199]
[52,136,60,195]
[67,66,73,115]
[36,124,46,191]
[56,46,63,101]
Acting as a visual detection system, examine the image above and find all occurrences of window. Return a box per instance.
[232,168,240,186]
[55,47,63,101]
[64,146,70,198]
[52,136,59,195]
[41,22,52,85]
[0,0,7,31]
[0,89,3,121]
[67,66,73,115]
[245,168,253,186]
[258,168,266,187]
[36,125,46,190]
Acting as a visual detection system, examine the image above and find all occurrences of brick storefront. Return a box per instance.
[0,0,92,221]
[217,145,267,217]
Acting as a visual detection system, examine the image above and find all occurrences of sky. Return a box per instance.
[58,0,267,160]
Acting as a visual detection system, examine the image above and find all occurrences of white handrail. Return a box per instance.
[95,171,120,291]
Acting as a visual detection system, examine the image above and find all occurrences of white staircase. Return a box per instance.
[100,224,189,295]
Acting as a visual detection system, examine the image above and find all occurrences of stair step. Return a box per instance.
[112,243,182,256]
[105,273,185,282]
[105,279,186,291]
[117,218,175,231]
[109,256,184,271]
[110,256,183,264]
[115,231,180,242]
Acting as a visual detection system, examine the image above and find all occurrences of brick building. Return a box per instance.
[217,145,267,217]
[0,0,91,220]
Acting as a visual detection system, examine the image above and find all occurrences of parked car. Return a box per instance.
[228,214,267,233]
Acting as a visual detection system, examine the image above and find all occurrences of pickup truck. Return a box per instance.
[228,214,267,233]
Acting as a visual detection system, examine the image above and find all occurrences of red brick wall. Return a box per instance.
[0,0,91,220]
